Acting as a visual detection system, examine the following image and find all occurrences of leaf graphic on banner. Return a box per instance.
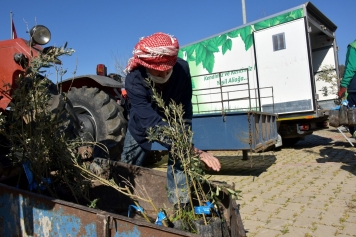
[206,39,220,53]
[222,38,232,55]
[228,30,239,38]
[179,44,198,62]
[178,50,184,59]
[188,54,196,61]
[289,9,303,19]
[238,26,253,51]
[243,34,253,51]
[186,44,197,58]
[216,34,227,46]
[274,15,288,24]
[285,16,295,21]
[202,51,215,73]
[191,78,196,89]
[254,19,271,30]
[254,14,285,30]
[254,9,303,31]
[195,44,207,67]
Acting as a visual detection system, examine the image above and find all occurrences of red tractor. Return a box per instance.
[0,25,127,160]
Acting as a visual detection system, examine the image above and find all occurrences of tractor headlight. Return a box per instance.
[30,25,51,45]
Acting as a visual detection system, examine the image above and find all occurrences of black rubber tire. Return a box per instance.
[67,87,127,160]
[47,92,79,140]
[282,137,300,147]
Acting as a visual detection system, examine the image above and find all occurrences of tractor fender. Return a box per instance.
[58,74,124,93]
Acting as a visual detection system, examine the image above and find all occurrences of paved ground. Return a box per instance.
[150,128,356,236]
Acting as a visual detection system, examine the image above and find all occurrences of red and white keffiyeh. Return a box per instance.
[124,32,179,74]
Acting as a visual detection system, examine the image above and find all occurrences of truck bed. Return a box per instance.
[192,111,278,151]
[0,161,246,237]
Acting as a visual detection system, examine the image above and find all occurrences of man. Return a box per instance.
[338,39,356,136]
[121,32,221,205]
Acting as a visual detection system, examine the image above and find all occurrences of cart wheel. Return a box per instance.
[282,137,300,147]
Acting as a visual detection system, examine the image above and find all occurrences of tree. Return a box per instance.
[112,52,129,85]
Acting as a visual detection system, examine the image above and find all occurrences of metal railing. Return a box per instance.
[192,68,275,115]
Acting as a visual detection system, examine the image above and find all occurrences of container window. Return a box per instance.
[272,33,286,51]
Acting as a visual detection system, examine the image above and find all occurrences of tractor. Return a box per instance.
[0,24,127,160]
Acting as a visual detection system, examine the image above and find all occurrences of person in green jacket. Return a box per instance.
[338,39,356,135]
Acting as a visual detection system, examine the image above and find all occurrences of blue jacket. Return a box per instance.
[125,58,193,150]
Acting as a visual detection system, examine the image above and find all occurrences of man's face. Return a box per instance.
[146,68,172,79]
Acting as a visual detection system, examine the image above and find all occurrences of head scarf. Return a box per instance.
[124,32,179,74]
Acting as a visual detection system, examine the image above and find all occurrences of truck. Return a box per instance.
[178,1,339,146]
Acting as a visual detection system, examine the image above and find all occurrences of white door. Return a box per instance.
[254,18,314,114]
[312,46,338,102]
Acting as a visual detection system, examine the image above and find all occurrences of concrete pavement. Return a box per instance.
[151,127,356,236]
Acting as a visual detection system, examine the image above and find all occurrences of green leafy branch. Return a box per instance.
[1,42,92,204]
[145,78,241,227]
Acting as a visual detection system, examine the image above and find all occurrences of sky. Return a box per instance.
[1,0,355,82]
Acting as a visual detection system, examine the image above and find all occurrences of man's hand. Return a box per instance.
[338,87,347,99]
[194,147,221,171]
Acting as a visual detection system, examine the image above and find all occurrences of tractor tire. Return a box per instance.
[47,91,79,140]
[67,87,127,160]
